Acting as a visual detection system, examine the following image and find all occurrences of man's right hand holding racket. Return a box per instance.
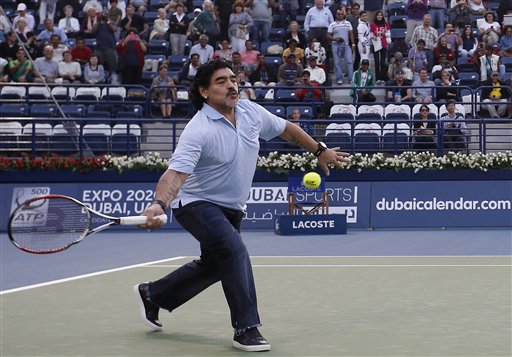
[141,170,189,230]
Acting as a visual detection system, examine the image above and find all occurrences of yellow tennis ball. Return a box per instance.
[303,172,321,189]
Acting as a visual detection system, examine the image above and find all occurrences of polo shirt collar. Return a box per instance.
[202,102,247,121]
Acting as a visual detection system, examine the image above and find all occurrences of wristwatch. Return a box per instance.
[314,141,328,157]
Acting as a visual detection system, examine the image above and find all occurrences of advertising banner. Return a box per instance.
[370,181,512,227]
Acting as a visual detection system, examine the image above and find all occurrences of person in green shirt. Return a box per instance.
[9,48,34,82]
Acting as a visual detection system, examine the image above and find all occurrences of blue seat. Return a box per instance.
[357,113,382,122]
[142,71,158,86]
[87,104,112,118]
[330,113,355,120]
[143,11,159,22]
[458,72,479,89]
[387,2,407,16]
[265,105,285,117]
[389,15,407,29]
[168,54,188,71]
[354,132,381,153]
[111,124,140,155]
[390,28,406,40]
[384,112,409,123]
[275,89,297,102]
[264,56,282,69]
[269,28,285,43]
[30,104,57,118]
[145,54,166,65]
[325,132,352,152]
[286,105,314,119]
[148,40,170,55]
[61,104,87,118]
[0,104,29,117]
[116,105,144,118]
[382,132,410,153]
[50,134,78,156]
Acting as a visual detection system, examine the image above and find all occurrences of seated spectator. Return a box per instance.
[34,45,60,83]
[9,48,34,82]
[14,17,30,42]
[190,34,214,64]
[58,5,81,38]
[215,39,233,61]
[282,39,304,66]
[152,64,176,118]
[127,0,147,13]
[231,51,251,75]
[236,70,256,100]
[413,104,437,151]
[119,5,148,39]
[438,23,461,58]
[250,53,277,86]
[59,50,82,83]
[283,21,307,49]
[467,0,485,15]
[432,55,459,84]
[13,3,35,33]
[305,55,326,85]
[350,59,376,102]
[149,8,170,40]
[386,69,413,103]
[387,52,413,81]
[49,34,69,62]
[37,19,68,44]
[498,26,512,58]
[441,99,468,152]
[239,39,260,74]
[304,38,327,66]
[433,37,455,66]
[174,53,201,86]
[412,68,435,102]
[436,70,458,103]
[288,107,313,135]
[0,32,19,62]
[70,37,92,66]
[295,70,322,101]
[82,7,99,38]
[481,71,511,118]
[479,10,501,46]
[458,25,478,58]
[83,0,103,14]
[277,53,303,86]
[408,39,429,81]
[83,54,105,84]
[0,57,9,82]
[25,33,44,60]
[478,44,505,83]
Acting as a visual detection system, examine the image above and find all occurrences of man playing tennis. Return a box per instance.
[135,58,350,352]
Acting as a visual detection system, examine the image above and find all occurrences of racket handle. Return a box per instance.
[119,214,168,225]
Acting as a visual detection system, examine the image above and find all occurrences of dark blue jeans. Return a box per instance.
[147,200,261,331]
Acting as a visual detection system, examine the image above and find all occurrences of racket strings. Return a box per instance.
[9,198,90,253]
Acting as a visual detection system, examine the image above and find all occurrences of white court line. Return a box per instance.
[2,256,510,295]
[0,256,187,296]
[147,264,511,268]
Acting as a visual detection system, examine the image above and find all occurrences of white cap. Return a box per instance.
[194,8,201,12]
[17,3,27,11]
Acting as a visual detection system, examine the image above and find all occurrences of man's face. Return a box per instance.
[447,103,455,113]
[245,41,253,50]
[423,15,431,26]
[191,55,199,66]
[288,56,296,64]
[126,6,134,16]
[361,63,369,72]
[336,11,345,21]
[420,70,428,80]
[44,47,53,59]
[314,0,323,8]
[64,7,73,16]
[491,74,499,83]
[232,53,240,63]
[202,67,239,109]
[396,72,404,80]
[44,19,54,30]
[199,37,208,47]
[351,5,360,16]
[301,74,310,83]
[51,36,60,47]
[76,40,85,48]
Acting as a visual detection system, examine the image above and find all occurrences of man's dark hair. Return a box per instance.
[189,58,234,110]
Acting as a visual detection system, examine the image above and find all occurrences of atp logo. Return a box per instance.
[10,187,51,227]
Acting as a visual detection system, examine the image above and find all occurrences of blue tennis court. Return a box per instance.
[1,228,511,356]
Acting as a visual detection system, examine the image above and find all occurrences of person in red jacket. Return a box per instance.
[116,27,147,84]
[295,69,322,101]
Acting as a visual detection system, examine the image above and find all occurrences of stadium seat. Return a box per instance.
[27,86,51,100]
[275,89,297,102]
[384,104,410,118]
[265,105,286,117]
[101,86,127,102]
[458,72,479,89]
[286,105,314,119]
[260,41,282,55]
[144,11,159,22]
[75,86,101,103]
[0,85,26,100]
[264,56,282,70]
[30,104,58,118]
[61,104,87,118]
[52,86,76,102]
[116,105,144,118]
[390,28,406,40]
[50,124,80,156]
[111,124,141,155]
[357,113,382,122]
[0,121,22,154]
[269,28,285,42]
[83,124,111,155]
[87,104,112,119]
[20,123,52,154]
[354,123,381,153]
[389,15,407,29]
[382,123,411,153]
[330,104,356,119]
[142,71,158,86]
[384,112,410,124]
[0,103,29,117]
[387,2,407,16]
[325,122,353,152]
[148,40,170,55]
[168,55,188,71]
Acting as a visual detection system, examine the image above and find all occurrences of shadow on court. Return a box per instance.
[1,255,511,357]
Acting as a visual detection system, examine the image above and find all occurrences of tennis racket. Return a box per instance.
[7,194,168,254]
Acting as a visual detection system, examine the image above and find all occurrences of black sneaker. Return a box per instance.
[233,327,270,352]
[133,283,162,331]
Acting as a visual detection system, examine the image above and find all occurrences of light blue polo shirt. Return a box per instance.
[168,100,287,210]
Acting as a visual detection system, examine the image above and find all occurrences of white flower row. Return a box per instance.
[100,151,512,173]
